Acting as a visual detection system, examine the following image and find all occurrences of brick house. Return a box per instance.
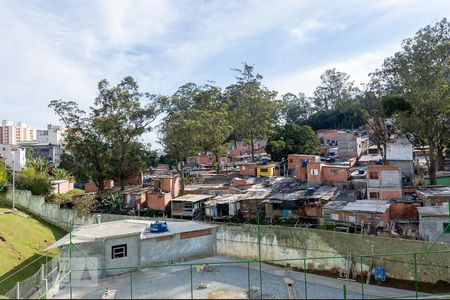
[367,165,402,200]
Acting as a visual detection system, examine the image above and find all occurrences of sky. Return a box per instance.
[0,0,448,149]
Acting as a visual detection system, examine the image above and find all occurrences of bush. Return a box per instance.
[16,168,53,196]
[75,194,96,215]
[46,189,85,204]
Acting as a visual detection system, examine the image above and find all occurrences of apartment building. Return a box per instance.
[0,120,37,144]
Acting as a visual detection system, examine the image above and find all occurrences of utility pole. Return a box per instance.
[12,150,16,211]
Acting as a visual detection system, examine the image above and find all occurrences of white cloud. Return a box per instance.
[269,44,400,96]
[290,18,347,43]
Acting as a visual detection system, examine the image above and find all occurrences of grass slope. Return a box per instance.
[0,206,65,295]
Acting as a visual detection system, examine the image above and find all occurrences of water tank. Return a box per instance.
[306,187,316,195]
[147,221,168,233]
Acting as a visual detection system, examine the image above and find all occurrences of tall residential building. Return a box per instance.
[0,120,37,144]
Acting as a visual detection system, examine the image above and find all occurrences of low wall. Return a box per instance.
[0,190,171,231]
[217,224,450,284]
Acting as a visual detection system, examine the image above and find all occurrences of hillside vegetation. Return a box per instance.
[0,206,64,294]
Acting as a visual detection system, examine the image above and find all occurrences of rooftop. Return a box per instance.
[45,220,216,251]
[172,194,215,202]
[342,200,390,213]
[417,205,449,217]
[416,187,450,198]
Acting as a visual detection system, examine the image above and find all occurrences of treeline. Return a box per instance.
[50,18,449,190]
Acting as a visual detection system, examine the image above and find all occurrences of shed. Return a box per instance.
[171,194,215,219]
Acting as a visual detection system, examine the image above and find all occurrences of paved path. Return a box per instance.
[53,256,428,299]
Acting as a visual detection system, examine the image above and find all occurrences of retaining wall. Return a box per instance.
[216,224,450,284]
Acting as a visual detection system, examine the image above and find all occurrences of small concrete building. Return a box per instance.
[45,220,217,279]
[367,165,402,200]
[417,205,450,243]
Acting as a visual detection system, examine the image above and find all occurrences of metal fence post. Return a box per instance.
[41,264,45,280]
[129,268,133,299]
[16,282,20,299]
[247,262,251,299]
[343,284,347,300]
[360,256,364,300]
[44,278,48,299]
[413,253,418,299]
[190,264,193,299]
[303,258,307,300]
[69,221,72,300]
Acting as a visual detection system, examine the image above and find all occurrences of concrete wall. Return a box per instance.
[216,224,450,284]
[0,189,172,230]
[419,216,450,243]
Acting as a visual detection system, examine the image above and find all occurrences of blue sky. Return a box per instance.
[0,0,448,148]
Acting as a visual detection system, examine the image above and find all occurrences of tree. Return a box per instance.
[312,68,358,112]
[359,84,401,162]
[0,161,8,194]
[226,63,278,162]
[158,111,203,195]
[93,77,159,190]
[50,77,158,192]
[373,18,450,184]
[49,100,112,193]
[266,123,320,161]
[160,82,232,174]
[279,92,311,124]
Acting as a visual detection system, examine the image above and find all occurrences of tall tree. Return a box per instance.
[158,111,202,195]
[49,100,112,192]
[373,18,450,184]
[226,63,278,162]
[266,123,320,162]
[280,92,311,124]
[160,83,232,173]
[312,68,358,112]
[93,77,159,190]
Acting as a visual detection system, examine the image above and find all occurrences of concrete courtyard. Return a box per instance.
[53,256,423,299]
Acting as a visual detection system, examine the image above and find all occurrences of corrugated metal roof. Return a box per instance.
[342,200,390,213]
[417,205,450,217]
[204,194,243,206]
[172,194,215,202]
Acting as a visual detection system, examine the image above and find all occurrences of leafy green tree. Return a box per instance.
[312,68,358,112]
[160,82,232,174]
[226,63,278,161]
[0,161,8,194]
[93,77,159,190]
[158,111,203,195]
[279,92,311,124]
[266,123,320,161]
[49,100,112,193]
[58,151,91,182]
[50,76,158,192]
[373,18,450,184]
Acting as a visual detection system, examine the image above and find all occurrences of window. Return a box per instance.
[443,222,450,234]
[289,159,293,163]
[111,244,127,259]
[259,168,268,173]
[369,192,380,199]
[311,169,319,176]
[369,172,379,179]
[331,169,338,176]
[241,166,246,171]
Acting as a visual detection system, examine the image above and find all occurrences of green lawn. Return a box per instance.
[0,204,65,295]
